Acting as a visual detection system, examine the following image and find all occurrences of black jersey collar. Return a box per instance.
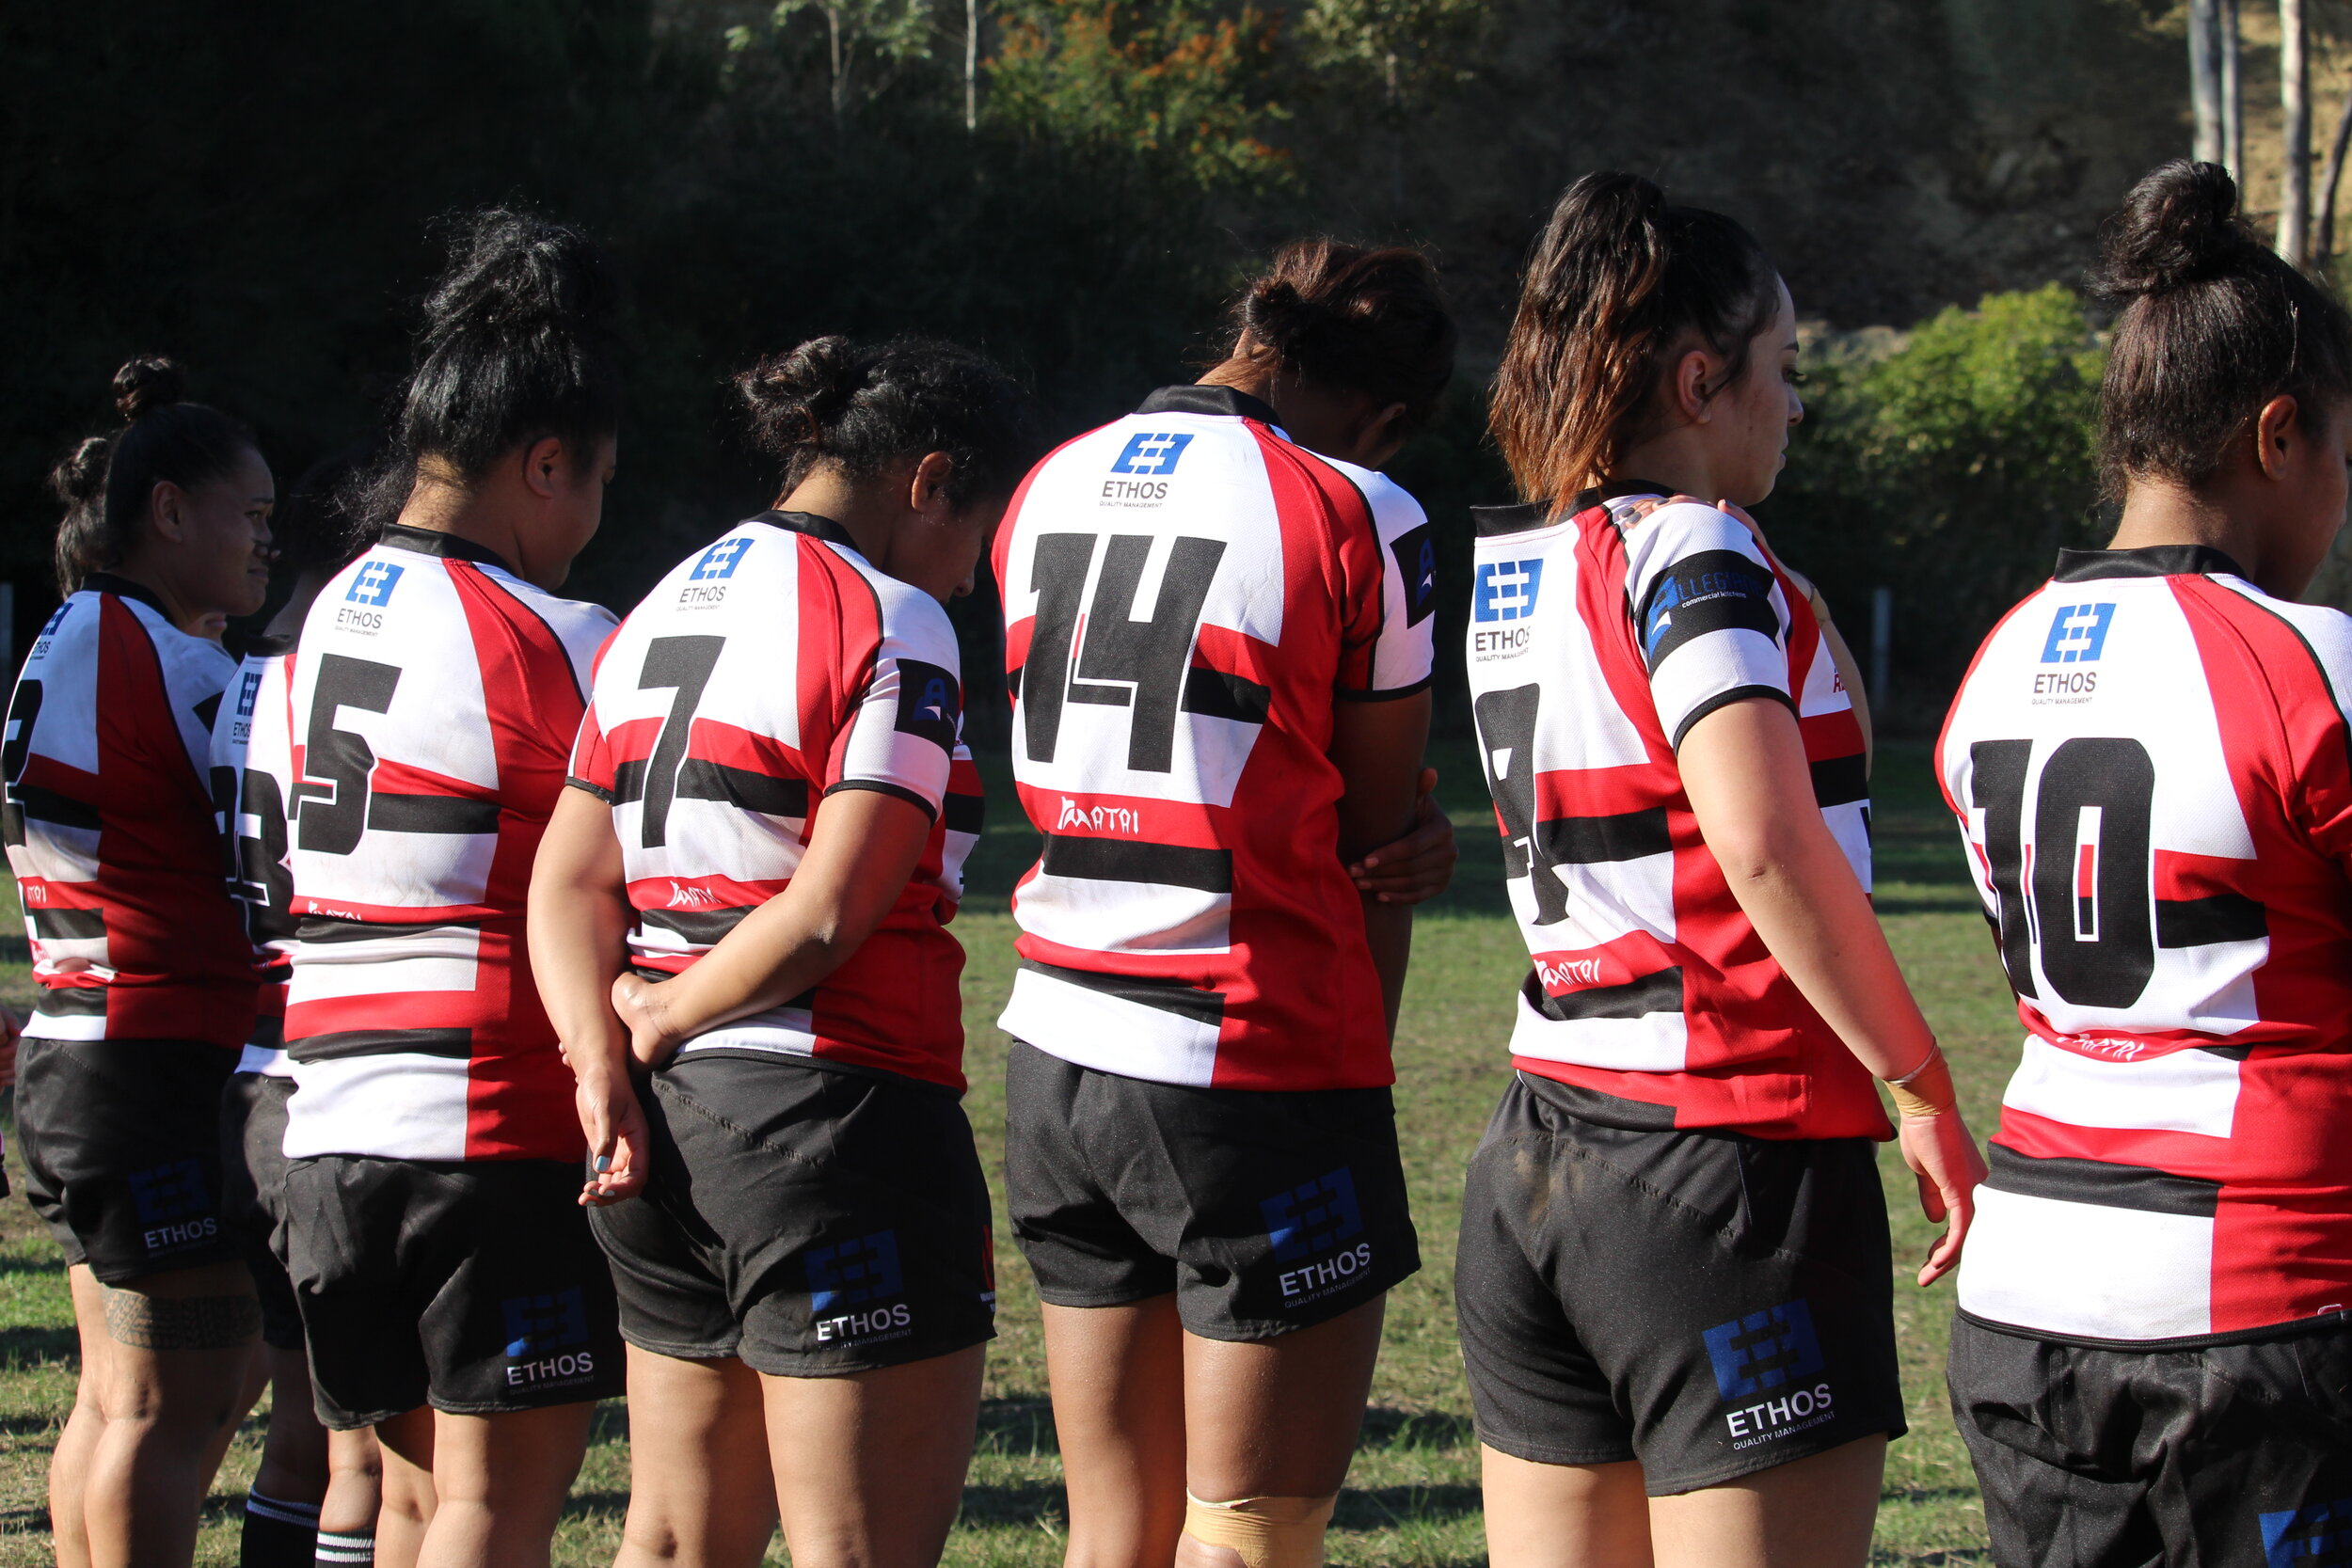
[2052,545,2248,582]
[78,571,176,618]
[752,510,862,551]
[1470,479,1677,538]
[378,523,515,574]
[1135,384,1283,426]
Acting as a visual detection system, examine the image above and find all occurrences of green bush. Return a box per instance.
[1767,282,2109,718]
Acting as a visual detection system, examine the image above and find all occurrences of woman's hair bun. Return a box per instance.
[47,436,112,506]
[2093,159,2258,298]
[112,356,185,422]
[737,336,862,454]
[1240,277,1331,359]
[419,208,617,348]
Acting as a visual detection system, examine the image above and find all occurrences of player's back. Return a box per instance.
[1938,544,2352,1338]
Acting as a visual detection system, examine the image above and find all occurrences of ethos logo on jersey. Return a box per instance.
[1263,1167,1375,1307]
[1703,1299,1836,1448]
[691,538,754,581]
[1474,562,1544,624]
[345,562,405,608]
[235,670,263,719]
[501,1287,597,1388]
[128,1160,218,1254]
[2261,1497,2352,1567]
[2042,602,2116,664]
[809,1230,914,1345]
[1110,432,1194,476]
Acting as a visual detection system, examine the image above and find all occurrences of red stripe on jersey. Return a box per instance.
[1248,424,1383,701]
[371,757,497,804]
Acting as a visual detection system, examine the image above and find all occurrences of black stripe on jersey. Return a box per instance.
[675,760,808,817]
[367,793,501,834]
[291,1027,474,1063]
[638,905,752,944]
[378,524,512,571]
[1020,957,1226,1028]
[34,987,108,1017]
[823,779,939,822]
[2052,545,2246,582]
[1038,832,1233,893]
[15,784,101,832]
[1985,1144,2220,1218]
[2155,894,2268,948]
[1336,675,1438,703]
[1539,806,1672,864]
[1520,967,1684,1022]
[1637,548,1781,672]
[1670,685,1798,752]
[1809,752,1869,809]
[565,775,620,805]
[892,659,962,751]
[27,907,104,940]
[945,791,985,834]
[1181,666,1271,724]
[612,759,650,804]
[193,692,222,735]
[246,1012,285,1050]
[1068,682,1131,707]
[1006,665,1024,700]
[296,915,482,943]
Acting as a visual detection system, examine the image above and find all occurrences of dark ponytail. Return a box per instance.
[359,208,622,525]
[1226,239,1456,437]
[1492,172,1779,512]
[736,336,1034,509]
[45,356,258,594]
[2091,160,2352,496]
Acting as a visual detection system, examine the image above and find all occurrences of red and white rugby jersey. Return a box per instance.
[210,636,297,1076]
[993,385,1437,1090]
[1466,485,1882,1141]
[267,525,615,1162]
[1939,545,2352,1342]
[567,513,980,1091]
[3,575,259,1048]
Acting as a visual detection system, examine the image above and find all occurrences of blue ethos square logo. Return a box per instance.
[2041,602,2116,664]
[1702,1299,1827,1402]
[344,561,405,607]
[691,537,754,581]
[2264,1497,2352,1567]
[1109,432,1194,476]
[501,1288,591,1358]
[235,669,263,719]
[807,1230,904,1312]
[1473,561,1543,624]
[1261,1167,1367,1263]
[126,1161,210,1226]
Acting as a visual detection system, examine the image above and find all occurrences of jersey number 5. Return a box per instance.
[297,655,400,855]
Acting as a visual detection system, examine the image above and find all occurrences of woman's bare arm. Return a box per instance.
[1328,689,1432,1037]
[527,784,648,1203]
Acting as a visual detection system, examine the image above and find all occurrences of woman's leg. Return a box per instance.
[372,1406,437,1568]
[80,1258,262,1567]
[614,1345,777,1568]
[1176,1294,1388,1568]
[762,1344,986,1568]
[408,1401,595,1568]
[1645,1434,1885,1568]
[1479,1448,1653,1568]
[50,1264,116,1568]
[1039,1299,1188,1568]
[318,1424,386,1564]
[251,1341,330,1500]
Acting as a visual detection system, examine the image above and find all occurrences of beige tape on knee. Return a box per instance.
[1183,1492,1339,1568]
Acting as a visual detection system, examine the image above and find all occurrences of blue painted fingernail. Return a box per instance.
[596,1155,612,1172]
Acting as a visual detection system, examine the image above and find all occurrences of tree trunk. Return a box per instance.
[2191,0,2224,164]
[828,5,847,134]
[2280,0,2310,264]
[2318,87,2352,267]
[2224,0,2245,182]
[964,0,977,131]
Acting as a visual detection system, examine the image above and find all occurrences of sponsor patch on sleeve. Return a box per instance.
[1638,548,1781,671]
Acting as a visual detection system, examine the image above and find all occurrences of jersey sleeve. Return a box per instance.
[562,615,627,803]
[1334,470,1438,701]
[2262,599,2352,872]
[827,587,961,820]
[1619,501,1792,748]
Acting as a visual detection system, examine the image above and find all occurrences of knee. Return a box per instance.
[1180,1494,1339,1568]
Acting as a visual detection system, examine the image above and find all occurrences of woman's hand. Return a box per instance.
[0,1006,22,1091]
[1347,768,1456,904]
[611,973,684,1072]
[1897,1105,1987,1287]
[575,1069,650,1206]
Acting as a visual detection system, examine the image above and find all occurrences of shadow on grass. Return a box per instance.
[960,1478,1069,1528]
[977,1398,1058,1455]
[0,1323,77,1369]
[0,1249,66,1278]
[1333,1482,1482,1528]
[1359,1408,1473,1450]
[563,1489,630,1521]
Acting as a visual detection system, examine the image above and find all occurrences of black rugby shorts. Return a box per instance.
[1004,1039,1418,1340]
[1950,1307,2352,1568]
[19,1036,244,1284]
[218,1070,305,1350]
[278,1153,625,1428]
[1454,1071,1905,1494]
[589,1053,996,1376]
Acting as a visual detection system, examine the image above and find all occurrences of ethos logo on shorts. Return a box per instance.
[2262,1497,2352,1567]
[2041,602,2116,665]
[1702,1299,1835,1449]
[128,1161,217,1254]
[809,1230,914,1345]
[501,1287,597,1388]
[1262,1167,1374,1307]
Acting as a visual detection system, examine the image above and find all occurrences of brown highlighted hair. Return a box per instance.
[2091,160,2352,498]
[1225,239,1457,438]
[1491,172,1779,512]
[46,356,258,594]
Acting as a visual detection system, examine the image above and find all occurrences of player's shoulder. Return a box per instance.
[1611,496,1768,567]
[861,561,958,664]
[2202,574,2352,705]
[1314,456,1428,542]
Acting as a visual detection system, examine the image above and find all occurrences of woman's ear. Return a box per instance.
[908,451,958,517]
[147,480,191,545]
[1675,348,1718,423]
[522,436,568,500]
[2254,394,2302,481]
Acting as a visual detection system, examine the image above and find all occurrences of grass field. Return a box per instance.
[0,738,2015,1564]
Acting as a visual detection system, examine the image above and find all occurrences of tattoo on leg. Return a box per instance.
[101,1288,262,1350]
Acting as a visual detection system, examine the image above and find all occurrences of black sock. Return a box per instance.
[241,1492,319,1568]
[315,1526,376,1567]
